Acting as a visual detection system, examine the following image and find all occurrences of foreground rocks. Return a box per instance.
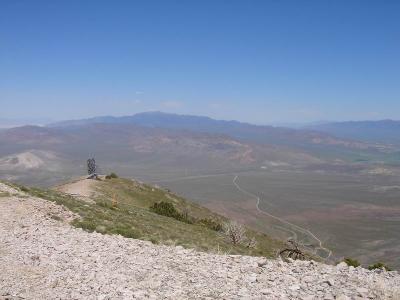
[0,184,399,299]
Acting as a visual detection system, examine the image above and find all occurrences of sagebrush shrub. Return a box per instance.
[198,218,222,231]
[105,172,118,179]
[150,201,193,224]
[368,262,392,271]
[343,257,361,267]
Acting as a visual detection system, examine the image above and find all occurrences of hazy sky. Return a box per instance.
[1,0,399,124]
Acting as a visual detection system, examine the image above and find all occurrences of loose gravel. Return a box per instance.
[0,184,399,299]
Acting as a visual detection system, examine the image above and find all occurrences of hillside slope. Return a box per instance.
[1,182,399,299]
[23,177,283,256]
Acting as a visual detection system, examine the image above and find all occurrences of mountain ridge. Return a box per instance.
[3,113,399,187]
[307,120,400,145]
[47,112,392,153]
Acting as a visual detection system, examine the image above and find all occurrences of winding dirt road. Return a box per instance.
[232,175,332,260]
[153,172,332,259]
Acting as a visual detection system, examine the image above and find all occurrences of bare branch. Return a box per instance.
[223,221,246,245]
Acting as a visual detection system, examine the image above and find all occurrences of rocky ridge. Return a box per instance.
[0,183,399,299]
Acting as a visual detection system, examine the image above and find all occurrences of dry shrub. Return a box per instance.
[223,221,246,245]
[246,237,257,249]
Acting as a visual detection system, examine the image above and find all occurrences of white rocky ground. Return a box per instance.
[0,183,399,300]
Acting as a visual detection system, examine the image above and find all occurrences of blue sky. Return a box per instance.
[1,0,399,124]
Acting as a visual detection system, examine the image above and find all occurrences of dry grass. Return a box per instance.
[11,178,284,257]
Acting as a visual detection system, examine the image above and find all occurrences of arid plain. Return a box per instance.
[151,168,400,269]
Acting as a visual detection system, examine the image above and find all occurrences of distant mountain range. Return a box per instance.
[48,112,389,152]
[0,117,54,128]
[2,112,399,186]
[307,120,400,145]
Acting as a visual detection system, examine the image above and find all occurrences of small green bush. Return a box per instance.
[343,257,361,267]
[198,218,222,231]
[150,201,182,218]
[105,173,118,179]
[75,220,97,232]
[20,186,30,192]
[150,201,193,224]
[368,262,392,271]
[149,238,159,244]
[110,226,138,239]
[97,201,117,210]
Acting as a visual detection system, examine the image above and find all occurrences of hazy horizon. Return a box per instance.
[2,110,400,129]
[1,1,399,124]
